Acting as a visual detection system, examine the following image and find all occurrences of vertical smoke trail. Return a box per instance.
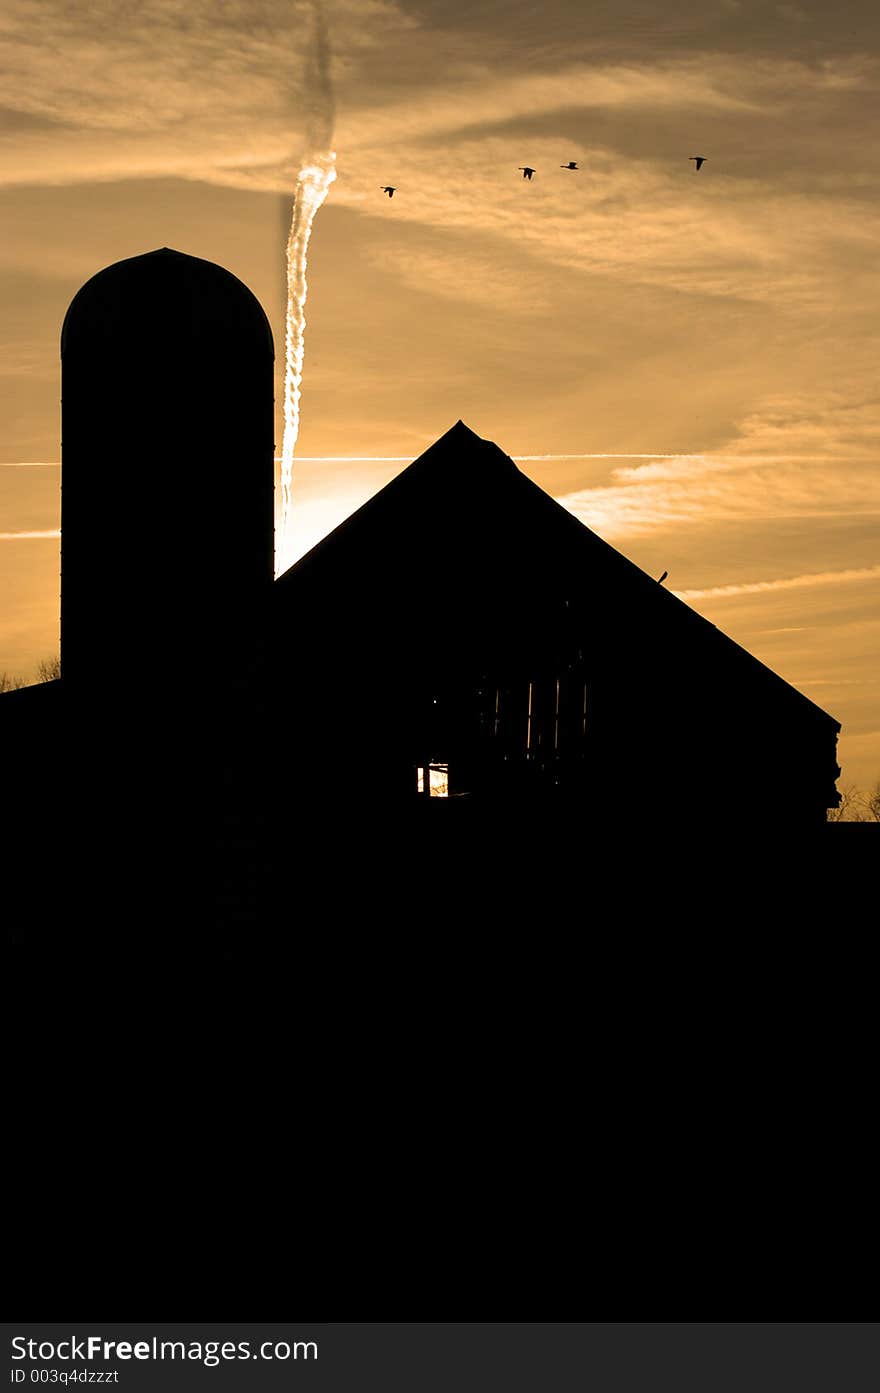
[277,0,336,576]
[278,155,335,575]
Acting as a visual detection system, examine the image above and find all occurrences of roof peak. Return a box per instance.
[421,419,490,450]
[414,419,517,470]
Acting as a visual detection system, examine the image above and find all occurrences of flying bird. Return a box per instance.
[657,571,668,585]
[689,156,707,171]
[519,167,536,180]
[560,161,578,170]
[380,185,397,197]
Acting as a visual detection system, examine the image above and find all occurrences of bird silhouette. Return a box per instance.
[380,185,397,197]
[689,156,707,171]
[519,166,536,180]
[560,161,578,170]
[657,570,668,585]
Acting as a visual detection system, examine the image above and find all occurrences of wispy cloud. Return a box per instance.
[672,564,880,601]
[337,57,770,154]
[0,0,410,188]
[333,142,880,316]
[1,0,877,347]
[549,378,880,539]
[558,459,880,537]
[6,1,860,159]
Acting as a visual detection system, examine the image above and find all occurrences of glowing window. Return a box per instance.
[429,764,449,798]
[417,765,449,797]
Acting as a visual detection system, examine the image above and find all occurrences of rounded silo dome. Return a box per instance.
[61,247,274,363]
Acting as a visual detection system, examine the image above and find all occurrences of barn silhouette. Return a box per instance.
[274,420,841,825]
[2,249,842,938]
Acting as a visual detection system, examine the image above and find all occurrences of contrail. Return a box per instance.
[277,0,336,577]
[0,529,60,540]
[272,452,855,464]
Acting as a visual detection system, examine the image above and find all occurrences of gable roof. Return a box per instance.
[275,420,840,733]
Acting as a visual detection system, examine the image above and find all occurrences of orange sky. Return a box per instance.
[1,0,878,794]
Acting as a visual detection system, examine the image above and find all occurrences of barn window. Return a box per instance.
[417,764,449,797]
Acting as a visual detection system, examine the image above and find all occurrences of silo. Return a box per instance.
[61,247,274,692]
[59,249,276,930]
